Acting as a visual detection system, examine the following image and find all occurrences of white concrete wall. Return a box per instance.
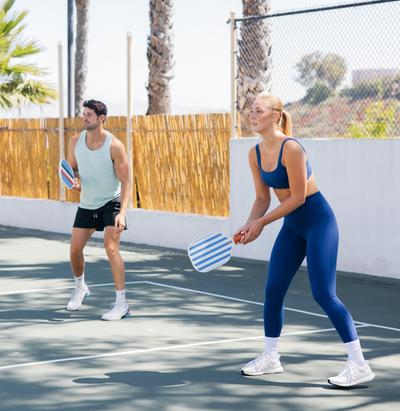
[230,138,400,280]
[0,196,229,252]
[1,138,399,279]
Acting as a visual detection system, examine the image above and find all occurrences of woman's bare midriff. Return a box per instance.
[274,173,319,203]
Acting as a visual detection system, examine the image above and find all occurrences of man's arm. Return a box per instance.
[111,138,131,232]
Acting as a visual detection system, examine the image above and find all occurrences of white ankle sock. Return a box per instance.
[116,289,126,304]
[74,274,86,289]
[344,339,367,367]
[264,337,280,359]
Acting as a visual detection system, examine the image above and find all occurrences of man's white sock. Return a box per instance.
[116,289,126,304]
[74,274,86,289]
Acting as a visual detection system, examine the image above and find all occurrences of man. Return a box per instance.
[66,99,131,321]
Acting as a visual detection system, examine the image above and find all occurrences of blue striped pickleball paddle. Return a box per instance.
[59,159,75,189]
[188,232,234,273]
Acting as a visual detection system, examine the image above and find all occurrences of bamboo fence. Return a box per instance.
[0,113,231,217]
[0,118,48,199]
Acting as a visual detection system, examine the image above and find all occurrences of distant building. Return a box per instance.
[353,69,399,86]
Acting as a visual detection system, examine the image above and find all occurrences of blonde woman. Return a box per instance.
[235,94,375,387]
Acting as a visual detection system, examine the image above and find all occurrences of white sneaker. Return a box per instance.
[328,360,376,387]
[101,302,131,321]
[66,286,90,311]
[241,353,283,376]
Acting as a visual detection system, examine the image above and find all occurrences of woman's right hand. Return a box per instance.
[234,219,264,245]
[241,219,264,244]
[233,224,249,244]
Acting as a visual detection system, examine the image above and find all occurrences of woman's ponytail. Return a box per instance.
[279,110,292,136]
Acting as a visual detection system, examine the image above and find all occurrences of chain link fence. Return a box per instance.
[234,0,400,138]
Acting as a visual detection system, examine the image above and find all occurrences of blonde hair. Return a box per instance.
[256,94,292,136]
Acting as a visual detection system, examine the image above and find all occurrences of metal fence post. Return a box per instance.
[58,41,65,202]
[127,32,134,208]
[230,10,238,139]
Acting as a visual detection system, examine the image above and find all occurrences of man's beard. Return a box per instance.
[83,120,100,130]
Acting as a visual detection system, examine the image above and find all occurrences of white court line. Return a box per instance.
[0,280,395,371]
[0,281,146,296]
[144,281,330,319]
[2,280,399,332]
[0,327,345,371]
[143,281,400,332]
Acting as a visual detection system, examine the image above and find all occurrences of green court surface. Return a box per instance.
[0,225,399,411]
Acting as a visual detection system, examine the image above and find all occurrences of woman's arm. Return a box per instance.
[241,140,308,244]
[234,147,271,236]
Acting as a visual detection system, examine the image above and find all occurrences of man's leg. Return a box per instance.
[70,227,96,277]
[101,226,130,320]
[66,227,95,311]
[103,226,125,290]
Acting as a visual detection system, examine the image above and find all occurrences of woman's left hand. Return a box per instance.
[241,219,264,245]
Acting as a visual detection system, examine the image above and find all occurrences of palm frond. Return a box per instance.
[0,90,13,109]
[11,40,41,57]
[2,63,42,76]
[1,10,27,37]
[0,77,57,110]
[1,0,16,15]
[0,0,55,111]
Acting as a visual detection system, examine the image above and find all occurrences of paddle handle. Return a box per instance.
[232,232,245,245]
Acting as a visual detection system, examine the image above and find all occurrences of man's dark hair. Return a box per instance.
[83,100,108,122]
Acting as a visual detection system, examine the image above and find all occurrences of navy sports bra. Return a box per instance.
[255,138,312,189]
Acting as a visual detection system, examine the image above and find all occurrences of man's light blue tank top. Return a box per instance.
[74,130,121,210]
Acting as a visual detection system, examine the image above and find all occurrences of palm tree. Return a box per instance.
[238,0,272,135]
[0,0,57,110]
[74,0,89,116]
[146,0,175,115]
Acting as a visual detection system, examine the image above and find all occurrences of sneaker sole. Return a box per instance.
[328,373,376,387]
[241,366,284,376]
[101,311,131,321]
[65,290,90,311]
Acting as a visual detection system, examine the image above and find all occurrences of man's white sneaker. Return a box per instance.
[66,287,90,311]
[328,360,376,387]
[101,303,131,321]
[241,353,283,376]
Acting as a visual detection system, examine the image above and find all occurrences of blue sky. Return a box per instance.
[1,0,395,118]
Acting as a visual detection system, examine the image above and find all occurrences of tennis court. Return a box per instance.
[0,224,399,411]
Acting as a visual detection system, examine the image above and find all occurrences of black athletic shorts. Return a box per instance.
[73,197,128,232]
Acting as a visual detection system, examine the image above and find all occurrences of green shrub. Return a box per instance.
[342,102,397,139]
[303,82,333,105]
[348,79,383,100]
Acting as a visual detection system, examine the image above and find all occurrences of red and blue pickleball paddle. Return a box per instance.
[59,159,75,190]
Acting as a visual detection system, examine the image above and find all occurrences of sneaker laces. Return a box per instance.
[69,287,86,302]
[108,302,126,311]
[248,354,269,371]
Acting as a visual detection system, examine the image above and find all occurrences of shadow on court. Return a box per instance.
[0,225,399,411]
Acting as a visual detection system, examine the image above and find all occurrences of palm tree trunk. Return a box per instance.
[238,0,272,136]
[147,0,175,115]
[74,0,89,117]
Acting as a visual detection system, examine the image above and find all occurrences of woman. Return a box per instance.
[235,94,375,387]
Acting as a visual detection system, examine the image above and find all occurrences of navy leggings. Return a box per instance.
[264,192,358,343]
